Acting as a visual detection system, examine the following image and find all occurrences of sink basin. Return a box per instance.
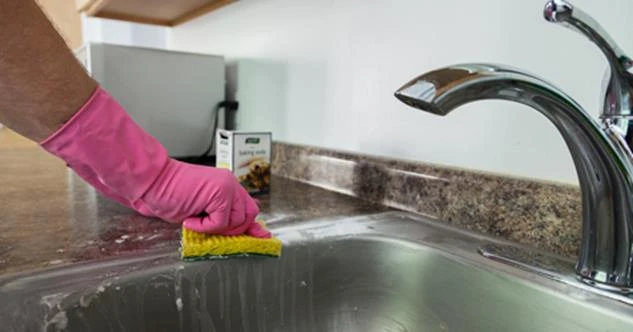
[2,211,633,331]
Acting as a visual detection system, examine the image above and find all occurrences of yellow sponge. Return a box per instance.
[180,221,282,260]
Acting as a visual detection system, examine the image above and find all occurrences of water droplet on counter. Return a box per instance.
[300,281,307,287]
[176,298,183,311]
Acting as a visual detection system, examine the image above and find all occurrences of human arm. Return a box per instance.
[0,1,269,237]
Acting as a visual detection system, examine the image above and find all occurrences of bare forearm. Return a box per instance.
[0,0,97,142]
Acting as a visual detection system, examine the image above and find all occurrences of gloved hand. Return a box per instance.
[40,87,270,238]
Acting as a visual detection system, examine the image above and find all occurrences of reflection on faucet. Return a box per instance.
[543,0,633,158]
[394,1,633,293]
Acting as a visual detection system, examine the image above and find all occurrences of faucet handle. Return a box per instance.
[544,0,633,118]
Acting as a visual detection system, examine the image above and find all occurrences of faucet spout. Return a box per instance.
[395,63,633,291]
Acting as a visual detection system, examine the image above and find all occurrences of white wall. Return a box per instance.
[167,0,633,184]
[82,15,168,49]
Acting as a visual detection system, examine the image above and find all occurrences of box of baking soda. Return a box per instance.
[215,130,272,194]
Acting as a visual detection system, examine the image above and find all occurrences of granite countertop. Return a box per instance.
[0,136,584,276]
[0,148,387,275]
[272,142,582,258]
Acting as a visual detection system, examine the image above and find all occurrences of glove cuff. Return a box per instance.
[41,87,169,201]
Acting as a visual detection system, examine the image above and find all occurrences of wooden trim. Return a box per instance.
[75,0,94,12]
[94,10,172,26]
[78,0,238,27]
[76,0,97,12]
[84,0,110,16]
[170,0,236,26]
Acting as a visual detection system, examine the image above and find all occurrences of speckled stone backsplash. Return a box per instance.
[271,142,582,257]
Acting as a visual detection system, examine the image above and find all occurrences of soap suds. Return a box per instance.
[40,293,69,309]
[146,234,161,241]
[41,293,70,331]
[45,311,68,331]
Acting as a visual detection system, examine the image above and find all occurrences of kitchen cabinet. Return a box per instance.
[36,0,83,50]
[76,0,237,26]
[0,129,37,150]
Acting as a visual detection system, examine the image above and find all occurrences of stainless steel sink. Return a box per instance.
[2,211,633,331]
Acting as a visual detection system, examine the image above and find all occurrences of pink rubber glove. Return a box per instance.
[40,87,270,238]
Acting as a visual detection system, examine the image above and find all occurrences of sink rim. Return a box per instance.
[2,211,633,322]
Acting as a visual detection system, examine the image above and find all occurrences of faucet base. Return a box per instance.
[578,276,633,295]
[478,243,633,300]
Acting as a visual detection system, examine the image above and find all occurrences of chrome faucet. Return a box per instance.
[394,0,633,293]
